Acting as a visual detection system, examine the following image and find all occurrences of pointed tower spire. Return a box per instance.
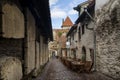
[61,16,73,28]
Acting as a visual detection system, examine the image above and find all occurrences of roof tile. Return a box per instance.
[62,16,73,27]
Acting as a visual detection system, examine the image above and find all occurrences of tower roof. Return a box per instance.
[61,16,73,28]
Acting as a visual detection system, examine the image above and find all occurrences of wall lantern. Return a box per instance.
[66,41,70,48]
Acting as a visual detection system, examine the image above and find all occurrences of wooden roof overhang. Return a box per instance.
[66,24,77,37]
[20,0,53,41]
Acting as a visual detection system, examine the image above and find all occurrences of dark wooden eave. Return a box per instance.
[66,24,77,37]
[20,0,53,41]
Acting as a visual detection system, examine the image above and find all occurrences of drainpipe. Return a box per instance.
[84,8,96,71]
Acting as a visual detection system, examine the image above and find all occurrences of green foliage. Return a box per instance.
[58,32,62,37]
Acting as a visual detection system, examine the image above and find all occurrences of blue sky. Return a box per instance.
[49,0,87,29]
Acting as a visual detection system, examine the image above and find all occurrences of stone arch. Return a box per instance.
[51,50,58,57]
[72,49,76,59]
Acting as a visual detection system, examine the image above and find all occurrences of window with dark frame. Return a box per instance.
[78,26,81,41]
[70,36,71,45]
[82,24,85,35]
[72,32,74,40]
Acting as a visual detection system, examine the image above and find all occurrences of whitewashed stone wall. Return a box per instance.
[78,22,94,61]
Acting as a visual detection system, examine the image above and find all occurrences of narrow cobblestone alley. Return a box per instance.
[34,58,113,80]
[0,0,120,80]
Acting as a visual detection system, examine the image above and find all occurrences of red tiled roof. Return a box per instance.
[62,16,73,27]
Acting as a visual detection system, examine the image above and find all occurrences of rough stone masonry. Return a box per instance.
[95,0,120,79]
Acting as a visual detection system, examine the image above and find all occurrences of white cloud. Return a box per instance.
[51,7,67,19]
[68,9,78,15]
[50,0,87,19]
[49,0,58,6]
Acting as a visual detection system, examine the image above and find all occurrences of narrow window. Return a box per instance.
[82,25,85,35]
[73,34,74,40]
[78,26,81,41]
[72,32,74,40]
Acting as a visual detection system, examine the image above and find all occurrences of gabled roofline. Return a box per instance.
[61,16,73,28]
[66,24,77,37]
[75,0,95,24]
[73,1,89,11]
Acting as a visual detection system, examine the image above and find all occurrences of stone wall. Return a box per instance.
[2,3,24,38]
[33,41,40,76]
[40,36,43,65]
[36,41,40,70]
[0,2,24,80]
[95,0,110,10]
[95,0,120,79]
[0,2,24,59]
[0,38,23,59]
[0,57,22,80]
[0,0,51,79]
[24,8,36,74]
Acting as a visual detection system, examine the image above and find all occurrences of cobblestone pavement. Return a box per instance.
[34,58,113,80]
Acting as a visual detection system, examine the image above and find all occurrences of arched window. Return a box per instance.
[82,46,86,62]
[82,24,85,35]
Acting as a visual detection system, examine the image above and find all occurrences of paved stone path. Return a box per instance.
[34,58,113,80]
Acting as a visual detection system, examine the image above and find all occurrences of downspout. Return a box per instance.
[84,8,96,71]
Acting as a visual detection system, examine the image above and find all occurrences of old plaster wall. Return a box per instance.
[0,3,24,59]
[78,22,94,61]
[2,3,24,38]
[0,38,23,59]
[0,57,22,80]
[72,29,78,58]
[0,3,24,80]
[32,41,40,76]
[40,36,43,65]
[42,43,45,64]
[95,0,120,79]
[25,9,36,74]
[35,42,40,74]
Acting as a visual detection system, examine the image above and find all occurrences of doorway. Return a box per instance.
[82,46,86,62]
